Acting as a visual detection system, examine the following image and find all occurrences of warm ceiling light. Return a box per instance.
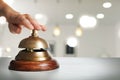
[65,14,74,19]
[103,2,112,8]
[35,13,48,25]
[5,47,11,53]
[75,26,83,37]
[96,13,104,19]
[79,15,97,28]
[53,26,61,36]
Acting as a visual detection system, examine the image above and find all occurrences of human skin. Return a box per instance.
[0,0,46,34]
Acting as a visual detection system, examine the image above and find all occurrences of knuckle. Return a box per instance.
[24,14,30,17]
[19,15,26,21]
[14,14,26,22]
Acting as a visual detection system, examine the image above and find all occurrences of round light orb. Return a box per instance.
[65,14,74,19]
[79,15,97,28]
[0,16,6,25]
[66,37,78,47]
[96,13,104,19]
[103,2,112,8]
[6,47,11,53]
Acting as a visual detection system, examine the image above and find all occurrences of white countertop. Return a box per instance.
[0,57,120,80]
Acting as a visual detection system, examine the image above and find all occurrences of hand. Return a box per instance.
[0,0,46,34]
[6,13,46,34]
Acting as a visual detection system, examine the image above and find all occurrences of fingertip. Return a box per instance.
[34,25,46,31]
[42,27,47,31]
[40,25,47,31]
[30,26,34,30]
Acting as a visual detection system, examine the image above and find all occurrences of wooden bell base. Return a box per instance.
[9,59,59,71]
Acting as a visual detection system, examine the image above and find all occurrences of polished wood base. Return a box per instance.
[9,59,59,71]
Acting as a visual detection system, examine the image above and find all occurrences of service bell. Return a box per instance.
[9,30,59,71]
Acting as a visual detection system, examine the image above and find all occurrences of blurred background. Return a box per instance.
[0,0,120,58]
